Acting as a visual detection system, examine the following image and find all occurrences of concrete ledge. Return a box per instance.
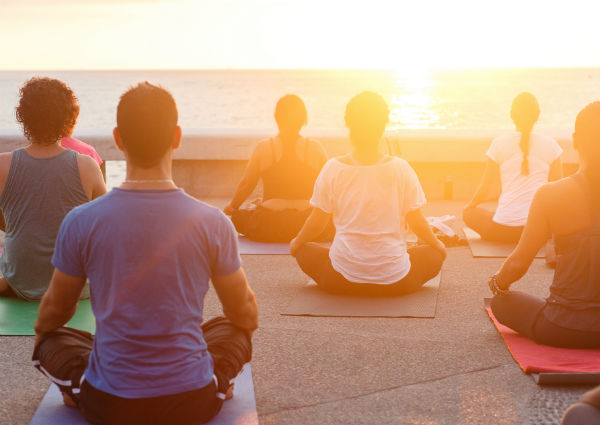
[0,129,579,200]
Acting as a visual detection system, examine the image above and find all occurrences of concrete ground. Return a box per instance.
[0,201,593,425]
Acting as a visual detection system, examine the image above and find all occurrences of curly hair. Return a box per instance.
[15,77,79,144]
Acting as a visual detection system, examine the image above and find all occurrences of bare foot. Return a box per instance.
[225,383,234,400]
[61,392,77,408]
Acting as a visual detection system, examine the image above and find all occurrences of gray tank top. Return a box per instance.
[545,173,600,331]
[0,148,90,300]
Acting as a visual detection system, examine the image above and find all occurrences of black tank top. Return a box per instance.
[261,137,320,201]
[545,173,600,331]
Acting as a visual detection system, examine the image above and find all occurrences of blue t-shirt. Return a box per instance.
[52,188,241,398]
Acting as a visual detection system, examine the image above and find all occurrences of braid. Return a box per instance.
[510,92,540,176]
[519,126,532,175]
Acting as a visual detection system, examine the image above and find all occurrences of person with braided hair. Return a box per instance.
[487,101,600,348]
[463,92,563,243]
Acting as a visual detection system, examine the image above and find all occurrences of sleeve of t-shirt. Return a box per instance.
[399,161,427,216]
[310,160,334,213]
[52,210,86,278]
[211,212,242,276]
[485,137,503,164]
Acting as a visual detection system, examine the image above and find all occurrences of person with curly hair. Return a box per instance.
[0,77,106,300]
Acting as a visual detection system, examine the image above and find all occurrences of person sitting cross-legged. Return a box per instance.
[224,94,332,243]
[32,82,258,425]
[290,91,446,296]
[488,101,600,348]
[463,92,563,243]
[0,77,106,300]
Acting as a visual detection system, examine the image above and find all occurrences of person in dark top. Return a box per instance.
[0,77,106,300]
[224,94,331,242]
[488,101,600,348]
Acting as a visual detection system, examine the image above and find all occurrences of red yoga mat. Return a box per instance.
[485,306,600,374]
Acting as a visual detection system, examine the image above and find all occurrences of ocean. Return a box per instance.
[1,69,599,189]
[1,69,600,133]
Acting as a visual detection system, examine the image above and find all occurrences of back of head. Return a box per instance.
[574,101,600,164]
[345,91,389,150]
[16,77,79,145]
[510,92,540,175]
[116,82,178,168]
[274,94,307,134]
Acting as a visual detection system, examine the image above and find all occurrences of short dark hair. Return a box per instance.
[344,91,389,130]
[116,82,178,167]
[274,94,307,130]
[16,77,79,144]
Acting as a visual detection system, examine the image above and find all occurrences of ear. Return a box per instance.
[113,127,125,152]
[172,125,182,150]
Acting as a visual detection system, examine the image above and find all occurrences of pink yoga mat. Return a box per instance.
[485,306,600,374]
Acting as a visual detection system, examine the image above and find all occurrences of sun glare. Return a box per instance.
[389,68,441,130]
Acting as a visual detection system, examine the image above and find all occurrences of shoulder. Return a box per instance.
[533,133,561,149]
[0,152,13,171]
[76,151,100,170]
[253,138,275,156]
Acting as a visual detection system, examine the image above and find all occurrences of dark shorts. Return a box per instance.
[491,291,600,349]
[462,206,524,244]
[295,243,444,296]
[32,317,252,425]
[232,206,333,243]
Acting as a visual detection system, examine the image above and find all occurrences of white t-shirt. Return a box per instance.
[310,156,426,284]
[486,132,562,226]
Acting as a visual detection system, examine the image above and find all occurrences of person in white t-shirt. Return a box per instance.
[463,92,563,243]
[289,92,446,295]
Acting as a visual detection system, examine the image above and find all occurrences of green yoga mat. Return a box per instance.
[0,298,95,336]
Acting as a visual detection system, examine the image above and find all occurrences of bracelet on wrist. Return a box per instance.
[488,274,509,296]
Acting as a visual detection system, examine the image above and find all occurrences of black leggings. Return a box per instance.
[463,206,523,244]
[295,243,443,296]
[232,206,334,243]
[32,317,252,425]
[491,291,600,349]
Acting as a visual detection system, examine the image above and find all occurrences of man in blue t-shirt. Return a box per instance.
[32,82,258,425]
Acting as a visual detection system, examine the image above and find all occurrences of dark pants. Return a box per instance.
[463,206,524,243]
[32,317,252,425]
[295,243,443,296]
[232,206,334,243]
[491,291,600,349]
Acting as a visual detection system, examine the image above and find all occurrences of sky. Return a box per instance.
[1,0,600,70]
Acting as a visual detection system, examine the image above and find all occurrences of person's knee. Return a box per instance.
[562,403,600,425]
[462,207,477,228]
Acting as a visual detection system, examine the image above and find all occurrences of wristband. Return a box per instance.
[488,274,509,296]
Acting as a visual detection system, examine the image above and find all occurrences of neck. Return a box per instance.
[25,141,64,157]
[351,147,383,165]
[278,131,300,144]
[121,157,176,190]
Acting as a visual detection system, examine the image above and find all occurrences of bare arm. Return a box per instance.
[406,208,447,259]
[290,207,331,256]
[465,159,499,209]
[212,267,258,335]
[224,149,262,215]
[495,187,551,290]
[548,158,563,182]
[78,155,107,200]
[34,269,87,344]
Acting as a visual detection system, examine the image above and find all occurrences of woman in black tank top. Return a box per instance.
[487,101,600,349]
[224,95,332,243]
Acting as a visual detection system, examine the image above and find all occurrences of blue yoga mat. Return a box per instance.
[238,235,291,255]
[30,364,258,425]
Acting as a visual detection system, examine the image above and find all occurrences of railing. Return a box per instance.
[0,129,578,200]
